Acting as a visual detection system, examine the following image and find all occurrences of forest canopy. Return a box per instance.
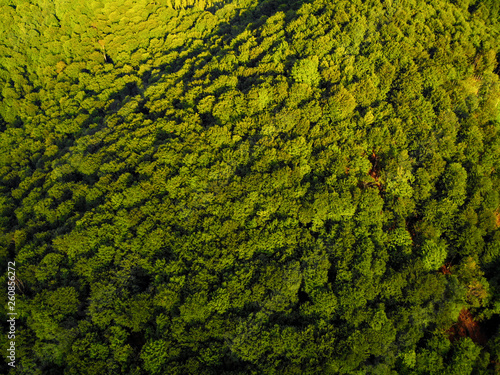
[1,0,500,373]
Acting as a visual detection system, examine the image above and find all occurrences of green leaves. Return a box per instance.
[421,239,447,271]
[141,340,175,375]
[291,56,320,86]
[327,86,356,120]
[2,0,500,373]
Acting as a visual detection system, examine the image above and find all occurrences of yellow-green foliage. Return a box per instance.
[1,0,500,374]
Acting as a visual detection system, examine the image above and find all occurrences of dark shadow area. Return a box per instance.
[483,313,500,342]
[104,54,114,64]
[127,265,153,293]
[298,288,311,304]
[468,3,479,14]
[91,0,309,133]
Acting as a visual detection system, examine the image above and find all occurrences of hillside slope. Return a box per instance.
[1,0,500,373]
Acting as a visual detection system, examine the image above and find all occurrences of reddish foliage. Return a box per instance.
[357,151,383,194]
[368,151,380,182]
[439,263,452,275]
[447,309,488,346]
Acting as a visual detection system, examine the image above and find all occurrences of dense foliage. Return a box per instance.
[1,0,500,373]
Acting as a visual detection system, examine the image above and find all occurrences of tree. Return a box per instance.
[291,56,320,86]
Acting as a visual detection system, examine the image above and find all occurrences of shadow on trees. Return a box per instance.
[78,0,311,142]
